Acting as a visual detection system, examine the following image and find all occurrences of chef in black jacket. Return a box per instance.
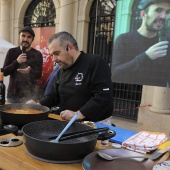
[27,31,113,122]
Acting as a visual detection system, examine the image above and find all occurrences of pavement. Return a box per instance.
[110,116,143,132]
[110,116,170,141]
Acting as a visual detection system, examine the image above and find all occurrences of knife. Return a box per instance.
[148,141,170,160]
[156,151,170,163]
[158,146,170,154]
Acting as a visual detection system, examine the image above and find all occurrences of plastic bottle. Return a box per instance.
[0,68,5,105]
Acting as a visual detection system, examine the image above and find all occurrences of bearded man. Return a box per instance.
[111,0,170,87]
[3,26,43,103]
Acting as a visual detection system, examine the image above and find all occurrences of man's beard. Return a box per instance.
[145,17,166,32]
[21,41,31,49]
[146,23,158,32]
[60,54,74,69]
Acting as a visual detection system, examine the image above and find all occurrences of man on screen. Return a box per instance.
[111,0,170,87]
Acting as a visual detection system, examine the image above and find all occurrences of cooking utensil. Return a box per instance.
[98,151,147,161]
[52,113,79,143]
[49,127,110,141]
[94,122,137,144]
[22,119,116,163]
[157,151,170,163]
[147,144,170,160]
[0,103,50,127]
[158,146,170,154]
[0,124,21,136]
[3,124,19,136]
[82,149,155,170]
[0,137,23,147]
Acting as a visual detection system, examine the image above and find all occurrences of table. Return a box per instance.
[0,114,113,170]
[0,114,169,170]
[0,135,114,170]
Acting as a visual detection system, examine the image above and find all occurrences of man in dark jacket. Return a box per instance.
[3,26,43,103]
[111,0,170,87]
[27,31,113,122]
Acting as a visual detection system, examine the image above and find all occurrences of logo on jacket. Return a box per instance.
[75,72,83,85]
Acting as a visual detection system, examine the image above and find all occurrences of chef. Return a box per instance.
[27,31,113,122]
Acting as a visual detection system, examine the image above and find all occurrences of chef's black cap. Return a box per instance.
[142,0,170,10]
[19,26,35,38]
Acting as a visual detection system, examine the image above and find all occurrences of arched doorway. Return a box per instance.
[24,0,55,27]
[23,0,56,89]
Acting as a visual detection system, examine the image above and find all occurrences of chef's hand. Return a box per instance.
[146,41,169,60]
[17,53,27,64]
[17,66,31,74]
[60,110,85,121]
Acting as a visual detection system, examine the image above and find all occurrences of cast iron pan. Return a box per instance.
[0,103,50,127]
[22,120,116,163]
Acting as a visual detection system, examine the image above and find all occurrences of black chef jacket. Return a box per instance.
[40,51,113,121]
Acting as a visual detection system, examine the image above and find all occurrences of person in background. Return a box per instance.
[27,31,113,122]
[3,26,43,103]
[43,63,60,96]
[111,0,170,87]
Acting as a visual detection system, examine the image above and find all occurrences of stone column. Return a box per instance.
[0,0,10,41]
[138,86,170,136]
[149,87,170,114]
[59,0,73,33]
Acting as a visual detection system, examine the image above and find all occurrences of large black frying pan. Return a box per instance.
[22,120,116,163]
[0,104,50,127]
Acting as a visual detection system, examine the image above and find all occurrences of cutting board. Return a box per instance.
[94,122,137,144]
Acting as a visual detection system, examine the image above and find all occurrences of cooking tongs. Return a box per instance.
[49,127,116,142]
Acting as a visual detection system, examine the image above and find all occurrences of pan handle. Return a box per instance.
[3,125,19,136]
[97,130,116,140]
[50,106,60,114]
[2,125,23,136]
[49,127,109,141]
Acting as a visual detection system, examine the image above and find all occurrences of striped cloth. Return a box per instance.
[122,131,168,154]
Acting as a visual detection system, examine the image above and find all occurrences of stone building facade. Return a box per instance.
[0,0,170,136]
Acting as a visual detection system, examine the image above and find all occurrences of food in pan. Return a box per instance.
[4,109,43,114]
[81,121,97,128]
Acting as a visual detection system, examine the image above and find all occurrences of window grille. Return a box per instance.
[88,0,116,66]
[24,0,56,27]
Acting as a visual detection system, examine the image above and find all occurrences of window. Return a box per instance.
[24,0,56,27]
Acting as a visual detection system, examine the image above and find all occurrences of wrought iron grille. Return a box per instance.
[87,0,116,66]
[112,83,142,120]
[24,0,56,27]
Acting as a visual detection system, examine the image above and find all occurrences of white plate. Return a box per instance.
[153,161,170,170]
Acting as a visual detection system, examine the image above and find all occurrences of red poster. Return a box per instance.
[32,27,55,87]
